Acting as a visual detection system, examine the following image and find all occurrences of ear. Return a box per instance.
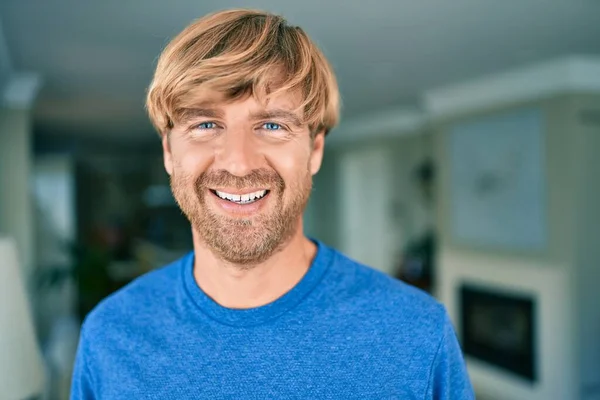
[309,131,325,176]
[162,133,174,176]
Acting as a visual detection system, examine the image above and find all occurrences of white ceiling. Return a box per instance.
[1,0,600,141]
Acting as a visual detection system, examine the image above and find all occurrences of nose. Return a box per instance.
[213,129,263,177]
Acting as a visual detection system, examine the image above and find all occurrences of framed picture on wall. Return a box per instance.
[448,108,547,251]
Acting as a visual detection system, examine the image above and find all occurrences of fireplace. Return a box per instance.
[459,284,537,382]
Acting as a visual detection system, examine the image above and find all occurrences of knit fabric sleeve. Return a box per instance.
[424,312,475,400]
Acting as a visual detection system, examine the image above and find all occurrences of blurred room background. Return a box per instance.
[0,1,599,399]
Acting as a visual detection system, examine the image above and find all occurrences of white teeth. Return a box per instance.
[215,190,268,204]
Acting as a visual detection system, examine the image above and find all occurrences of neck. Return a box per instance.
[191,221,317,309]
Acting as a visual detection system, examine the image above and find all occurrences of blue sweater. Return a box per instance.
[71,241,474,399]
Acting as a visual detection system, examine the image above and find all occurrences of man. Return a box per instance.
[72,9,474,399]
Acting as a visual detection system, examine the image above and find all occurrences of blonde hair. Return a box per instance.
[146,9,340,137]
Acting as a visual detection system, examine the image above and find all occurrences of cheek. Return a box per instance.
[263,145,311,189]
[172,142,214,177]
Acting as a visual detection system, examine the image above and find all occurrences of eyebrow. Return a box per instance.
[179,108,225,123]
[251,109,304,127]
[177,107,305,127]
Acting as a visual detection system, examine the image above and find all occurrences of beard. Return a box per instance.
[170,167,312,266]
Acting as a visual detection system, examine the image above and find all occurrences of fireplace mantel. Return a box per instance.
[439,249,575,400]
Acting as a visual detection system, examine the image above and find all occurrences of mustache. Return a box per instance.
[196,169,285,191]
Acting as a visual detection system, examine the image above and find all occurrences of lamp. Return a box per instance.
[0,236,45,399]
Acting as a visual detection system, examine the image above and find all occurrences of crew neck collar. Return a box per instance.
[181,239,334,327]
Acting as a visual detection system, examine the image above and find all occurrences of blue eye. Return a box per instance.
[262,122,282,130]
[196,122,217,130]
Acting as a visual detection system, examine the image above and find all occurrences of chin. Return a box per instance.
[197,217,296,264]
[212,239,280,266]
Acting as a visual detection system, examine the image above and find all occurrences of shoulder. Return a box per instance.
[323,247,449,341]
[325,250,473,397]
[80,253,191,339]
[327,247,445,315]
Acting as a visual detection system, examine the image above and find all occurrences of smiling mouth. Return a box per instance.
[210,189,270,205]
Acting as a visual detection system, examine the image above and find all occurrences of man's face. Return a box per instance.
[163,91,325,266]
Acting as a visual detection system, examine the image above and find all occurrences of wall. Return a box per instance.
[387,133,434,245]
[33,155,77,339]
[0,107,34,277]
[313,133,432,275]
[434,93,599,400]
[572,94,600,398]
[304,148,341,248]
[34,155,76,265]
[338,143,397,273]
